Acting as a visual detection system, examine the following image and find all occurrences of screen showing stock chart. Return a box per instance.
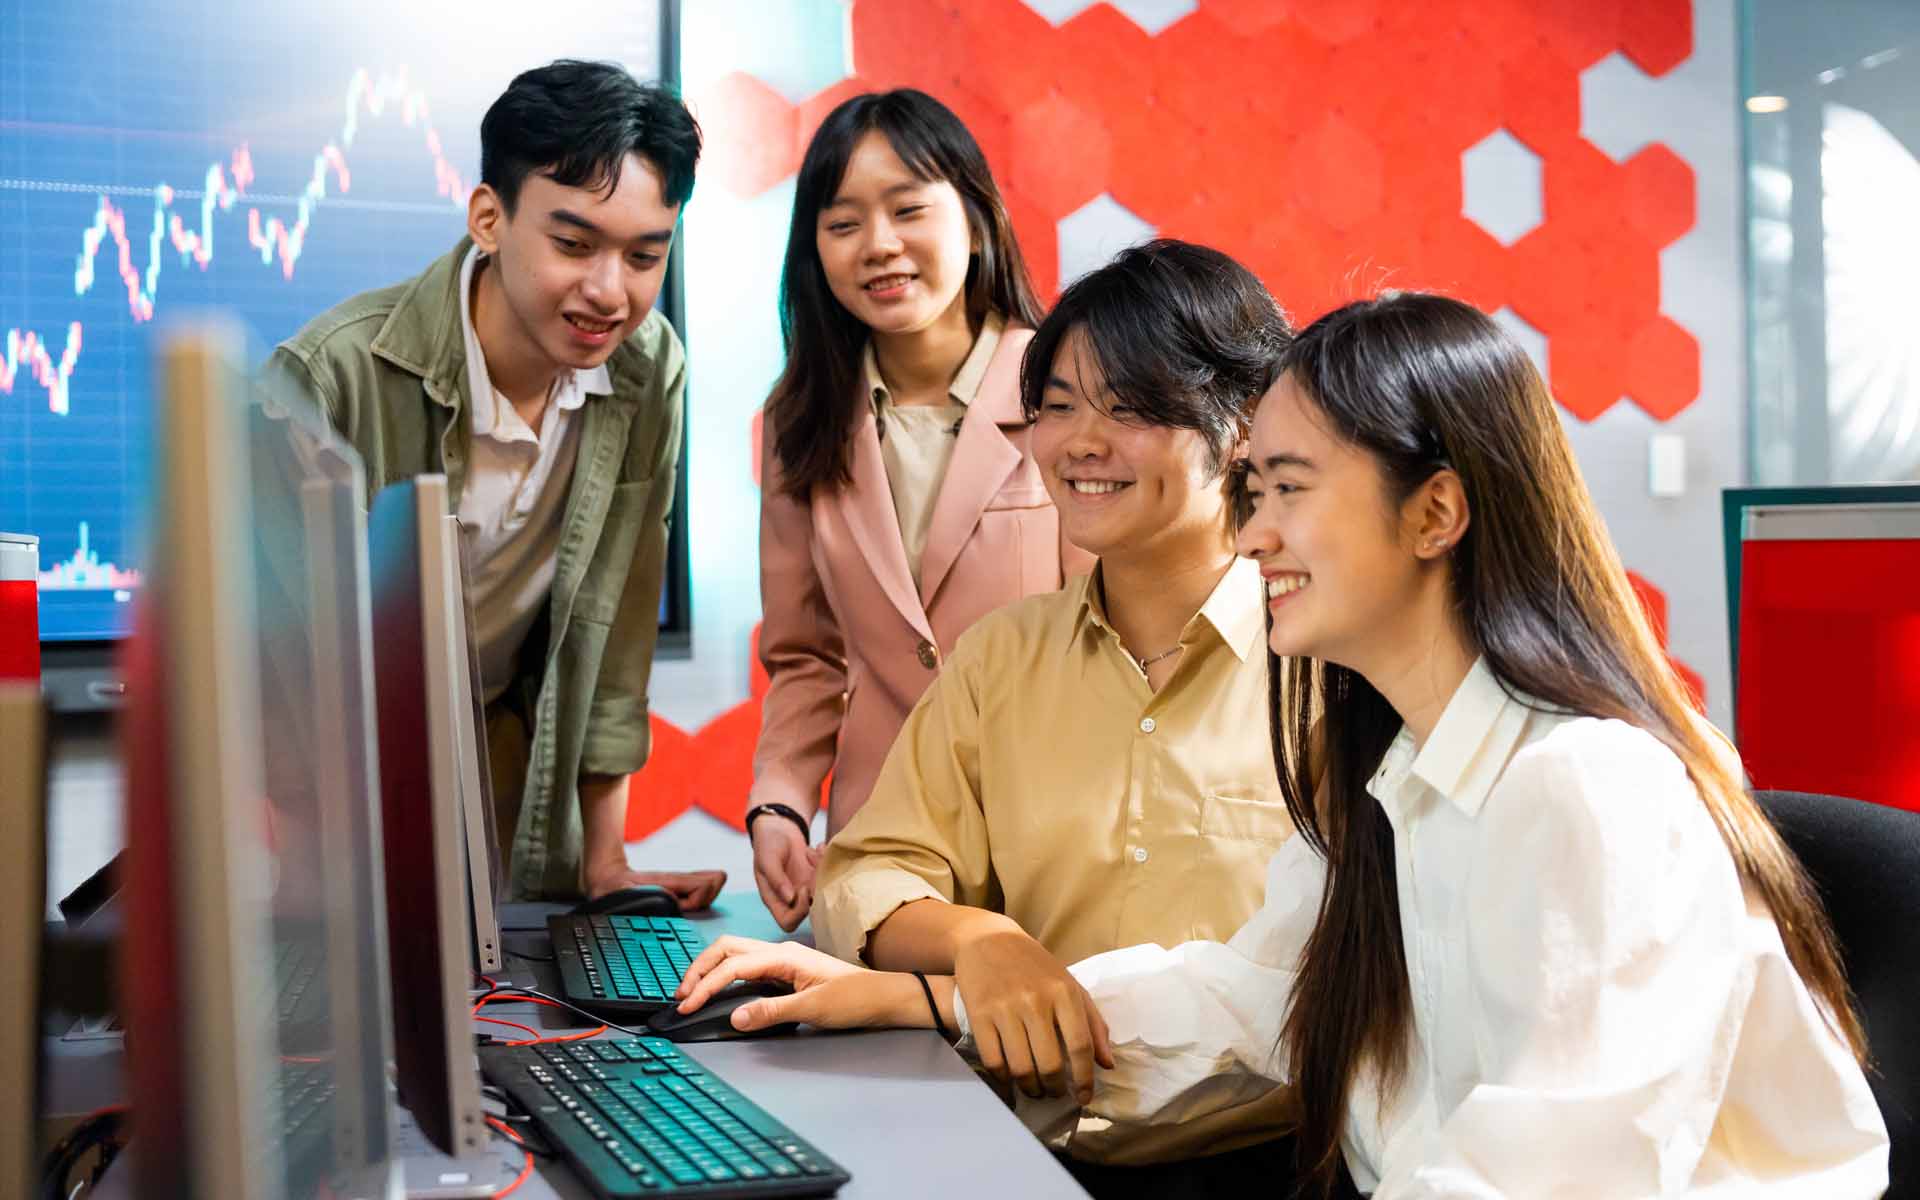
[0,1,663,642]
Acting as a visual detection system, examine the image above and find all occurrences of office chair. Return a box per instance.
[1756,789,1920,1197]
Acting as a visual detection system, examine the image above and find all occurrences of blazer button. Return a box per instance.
[916,639,939,669]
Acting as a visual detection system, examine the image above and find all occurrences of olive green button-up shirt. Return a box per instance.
[265,237,684,899]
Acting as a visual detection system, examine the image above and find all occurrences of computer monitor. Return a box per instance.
[448,521,505,975]
[121,324,399,1199]
[273,401,404,1198]
[1731,495,1920,812]
[120,326,297,1199]
[365,476,492,1168]
[0,682,46,1200]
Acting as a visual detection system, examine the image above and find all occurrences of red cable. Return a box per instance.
[471,992,608,1046]
[485,1117,535,1197]
[475,1013,543,1042]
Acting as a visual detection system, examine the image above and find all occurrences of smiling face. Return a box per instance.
[1238,373,1445,670]
[1031,326,1233,562]
[814,130,976,337]
[468,150,679,387]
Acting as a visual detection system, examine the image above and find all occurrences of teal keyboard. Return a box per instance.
[479,1038,848,1198]
[551,913,707,1017]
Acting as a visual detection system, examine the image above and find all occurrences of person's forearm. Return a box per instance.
[579,773,629,882]
[863,970,960,1035]
[864,897,1021,972]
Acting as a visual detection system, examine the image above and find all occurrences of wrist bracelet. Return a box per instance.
[912,971,954,1041]
[746,802,811,846]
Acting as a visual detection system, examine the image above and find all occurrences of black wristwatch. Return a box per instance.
[746,802,812,846]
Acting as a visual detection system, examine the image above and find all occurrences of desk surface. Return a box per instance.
[45,893,1089,1198]
[488,893,1089,1198]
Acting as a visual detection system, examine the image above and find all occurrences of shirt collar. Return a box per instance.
[1195,556,1265,663]
[866,311,1005,413]
[459,245,611,440]
[1068,556,1265,663]
[1368,656,1536,821]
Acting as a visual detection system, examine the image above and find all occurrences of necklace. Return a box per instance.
[1131,644,1184,672]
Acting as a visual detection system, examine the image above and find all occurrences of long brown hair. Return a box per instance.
[765,89,1043,497]
[1268,293,1868,1196]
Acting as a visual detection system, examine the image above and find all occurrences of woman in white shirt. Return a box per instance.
[677,291,1890,1197]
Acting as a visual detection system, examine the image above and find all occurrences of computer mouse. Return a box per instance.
[571,885,681,919]
[644,980,798,1042]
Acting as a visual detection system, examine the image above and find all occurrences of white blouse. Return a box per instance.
[959,658,1889,1196]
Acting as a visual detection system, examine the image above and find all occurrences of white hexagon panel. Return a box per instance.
[1461,129,1543,247]
[1581,52,1663,162]
[1058,193,1157,288]
[1019,0,1196,34]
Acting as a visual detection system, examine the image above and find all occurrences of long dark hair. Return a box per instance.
[766,89,1042,497]
[1269,293,1868,1196]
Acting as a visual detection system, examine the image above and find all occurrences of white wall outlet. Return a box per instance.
[1648,432,1686,497]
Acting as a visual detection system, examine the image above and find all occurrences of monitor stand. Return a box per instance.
[391,1108,507,1199]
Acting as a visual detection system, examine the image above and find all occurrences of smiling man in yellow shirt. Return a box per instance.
[812,242,1300,1191]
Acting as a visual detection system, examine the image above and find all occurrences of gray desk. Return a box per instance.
[489,892,1091,1198]
[43,894,1088,1198]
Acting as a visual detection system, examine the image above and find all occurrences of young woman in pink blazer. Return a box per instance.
[749,90,1090,930]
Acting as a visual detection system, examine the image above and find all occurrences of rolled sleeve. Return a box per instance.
[957,835,1324,1155]
[812,635,994,962]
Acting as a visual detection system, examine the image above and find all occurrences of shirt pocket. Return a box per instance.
[1199,792,1294,843]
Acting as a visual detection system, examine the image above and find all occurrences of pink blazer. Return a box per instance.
[752,327,1093,837]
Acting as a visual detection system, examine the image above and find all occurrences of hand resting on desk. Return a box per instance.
[672,936,1114,1105]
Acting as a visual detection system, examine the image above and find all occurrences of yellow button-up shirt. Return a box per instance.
[814,553,1292,964]
[813,554,1297,1162]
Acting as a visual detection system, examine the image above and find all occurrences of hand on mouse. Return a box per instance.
[672,936,931,1034]
[583,865,728,909]
[953,921,1115,1107]
[748,818,816,932]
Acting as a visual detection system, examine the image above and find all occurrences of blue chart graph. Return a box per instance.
[0,1,661,640]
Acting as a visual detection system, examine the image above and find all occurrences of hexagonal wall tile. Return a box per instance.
[1010,90,1113,217]
[1292,113,1385,232]
[1198,0,1291,36]
[1058,193,1158,286]
[1623,142,1695,246]
[1019,0,1197,34]
[1620,0,1692,76]
[1462,129,1543,246]
[695,72,801,198]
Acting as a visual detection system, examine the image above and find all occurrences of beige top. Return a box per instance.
[864,312,1003,593]
[454,246,609,702]
[812,554,1297,1164]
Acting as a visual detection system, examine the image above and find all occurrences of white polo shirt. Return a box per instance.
[455,246,611,703]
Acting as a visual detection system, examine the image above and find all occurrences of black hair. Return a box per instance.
[765,89,1043,497]
[480,59,701,214]
[1019,239,1292,477]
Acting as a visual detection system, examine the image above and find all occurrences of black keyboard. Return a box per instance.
[276,938,327,1027]
[479,1038,849,1198]
[551,914,708,1018]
